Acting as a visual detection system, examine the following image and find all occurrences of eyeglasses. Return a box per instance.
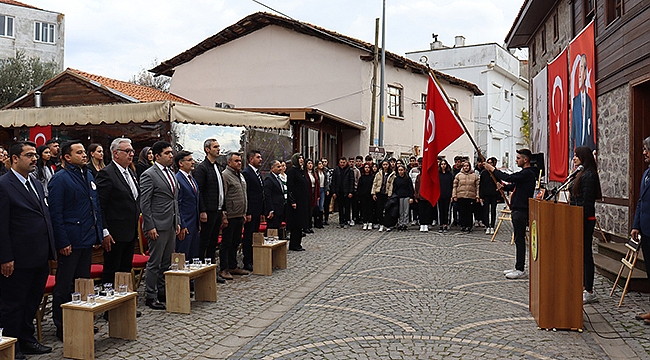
[21,153,39,159]
[116,149,135,154]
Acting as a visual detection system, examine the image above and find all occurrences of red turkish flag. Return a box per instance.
[569,21,596,156]
[421,74,464,205]
[547,48,569,182]
[30,125,51,147]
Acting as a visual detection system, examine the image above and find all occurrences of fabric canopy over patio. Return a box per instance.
[0,101,290,130]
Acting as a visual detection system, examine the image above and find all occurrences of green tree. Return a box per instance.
[0,51,59,107]
[130,58,170,92]
[520,108,530,146]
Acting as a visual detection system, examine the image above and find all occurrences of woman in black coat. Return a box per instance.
[570,146,602,304]
[479,157,501,235]
[438,159,454,232]
[357,163,375,230]
[286,153,310,251]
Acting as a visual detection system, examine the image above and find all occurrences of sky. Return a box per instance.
[26,0,527,82]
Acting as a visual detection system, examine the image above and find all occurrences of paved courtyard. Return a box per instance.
[36,215,650,359]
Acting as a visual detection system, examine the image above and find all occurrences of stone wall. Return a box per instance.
[595,84,630,237]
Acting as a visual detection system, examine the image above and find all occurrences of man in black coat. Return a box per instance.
[241,150,264,271]
[264,160,286,229]
[0,141,56,358]
[193,139,226,282]
[96,138,141,285]
[331,157,355,228]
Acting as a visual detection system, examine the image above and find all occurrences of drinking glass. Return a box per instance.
[171,263,179,271]
[204,258,212,266]
[118,284,128,296]
[87,294,96,305]
[94,286,101,297]
[71,292,81,304]
[184,260,190,271]
[193,258,201,268]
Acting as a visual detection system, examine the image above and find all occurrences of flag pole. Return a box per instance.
[428,68,511,209]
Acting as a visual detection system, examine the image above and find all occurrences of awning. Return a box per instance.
[0,101,290,130]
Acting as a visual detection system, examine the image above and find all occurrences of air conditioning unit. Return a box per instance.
[215,102,235,109]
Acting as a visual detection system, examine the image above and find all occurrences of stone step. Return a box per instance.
[597,241,645,272]
[594,253,650,293]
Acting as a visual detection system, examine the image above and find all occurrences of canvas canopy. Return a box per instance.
[0,101,290,129]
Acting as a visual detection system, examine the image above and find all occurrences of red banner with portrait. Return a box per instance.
[547,48,569,182]
[568,21,596,158]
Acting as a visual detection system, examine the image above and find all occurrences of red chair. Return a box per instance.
[90,264,104,280]
[132,214,150,289]
[36,275,56,342]
[258,222,268,233]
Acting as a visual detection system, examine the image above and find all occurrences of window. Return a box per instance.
[492,83,502,110]
[420,93,427,110]
[0,15,14,37]
[388,84,403,118]
[34,22,55,43]
[449,99,458,112]
[504,89,510,101]
[541,25,546,54]
[606,0,622,26]
[553,12,559,41]
[530,40,536,65]
[584,0,595,24]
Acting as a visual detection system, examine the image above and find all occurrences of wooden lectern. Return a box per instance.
[528,199,583,330]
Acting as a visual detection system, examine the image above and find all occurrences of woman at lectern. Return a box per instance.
[569,146,602,305]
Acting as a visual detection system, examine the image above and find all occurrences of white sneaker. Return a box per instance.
[583,290,598,304]
[362,223,367,230]
[423,225,429,232]
[419,225,424,232]
[372,224,379,229]
[369,223,373,230]
[378,225,384,232]
[432,220,437,226]
[385,227,392,231]
[490,228,495,234]
[349,220,355,226]
[505,270,526,279]
[486,228,491,235]
[503,269,516,275]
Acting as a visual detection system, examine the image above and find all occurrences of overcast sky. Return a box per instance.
[27,0,526,81]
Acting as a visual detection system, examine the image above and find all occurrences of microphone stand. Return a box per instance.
[544,177,576,202]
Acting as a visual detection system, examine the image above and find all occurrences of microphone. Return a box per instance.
[566,165,584,181]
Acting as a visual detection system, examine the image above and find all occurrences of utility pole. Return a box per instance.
[370,18,379,146]
[378,0,386,146]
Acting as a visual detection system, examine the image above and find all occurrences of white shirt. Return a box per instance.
[155,162,176,192]
[12,168,39,199]
[213,162,225,210]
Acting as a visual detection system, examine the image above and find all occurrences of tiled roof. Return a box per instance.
[68,68,197,104]
[151,12,483,96]
[0,0,40,10]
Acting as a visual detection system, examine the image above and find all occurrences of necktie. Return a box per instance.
[188,174,197,193]
[25,179,39,201]
[124,170,138,199]
[164,167,175,194]
[256,169,263,187]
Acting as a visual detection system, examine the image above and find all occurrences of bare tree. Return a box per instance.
[130,58,170,92]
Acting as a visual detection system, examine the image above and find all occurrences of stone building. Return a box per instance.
[506,0,650,240]
[0,0,64,68]
[406,38,529,170]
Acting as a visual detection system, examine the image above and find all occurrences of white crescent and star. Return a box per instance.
[34,133,46,146]
[426,109,436,144]
[552,76,563,134]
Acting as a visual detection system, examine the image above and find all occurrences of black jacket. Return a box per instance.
[357,173,374,199]
[493,167,537,211]
[95,162,140,243]
[479,169,500,198]
[439,171,454,199]
[242,165,264,216]
[392,174,414,199]
[193,158,224,213]
[331,165,354,196]
[263,173,285,218]
[570,168,600,218]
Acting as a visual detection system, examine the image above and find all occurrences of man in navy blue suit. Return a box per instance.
[632,136,650,323]
[263,160,286,230]
[571,54,595,156]
[0,141,56,359]
[241,150,264,271]
[174,150,200,259]
[48,140,103,340]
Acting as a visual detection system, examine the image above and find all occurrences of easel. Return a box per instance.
[609,237,641,306]
[491,207,514,243]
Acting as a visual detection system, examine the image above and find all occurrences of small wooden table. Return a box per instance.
[164,263,218,314]
[0,337,17,360]
[61,292,137,359]
[252,240,288,276]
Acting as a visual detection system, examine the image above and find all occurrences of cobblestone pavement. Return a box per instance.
[35,215,650,359]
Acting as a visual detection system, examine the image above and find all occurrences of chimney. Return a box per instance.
[454,35,466,47]
[34,91,42,107]
[430,33,443,50]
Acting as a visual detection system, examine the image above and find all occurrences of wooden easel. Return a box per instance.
[610,237,641,306]
[491,207,515,244]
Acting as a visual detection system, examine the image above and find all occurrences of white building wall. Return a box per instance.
[0,2,64,69]
[406,43,528,170]
[170,25,476,159]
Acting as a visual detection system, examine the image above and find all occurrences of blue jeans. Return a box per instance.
[318,188,325,211]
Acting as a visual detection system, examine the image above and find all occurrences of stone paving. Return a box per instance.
[34,215,650,359]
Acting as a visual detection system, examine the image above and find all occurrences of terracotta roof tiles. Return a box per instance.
[0,0,40,10]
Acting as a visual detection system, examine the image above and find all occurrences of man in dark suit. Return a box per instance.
[193,139,226,283]
[0,141,56,359]
[241,150,264,271]
[264,160,286,229]
[96,138,140,286]
[571,54,595,156]
[48,140,103,341]
[140,141,181,310]
[174,150,200,259]
[632,136,650,323]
